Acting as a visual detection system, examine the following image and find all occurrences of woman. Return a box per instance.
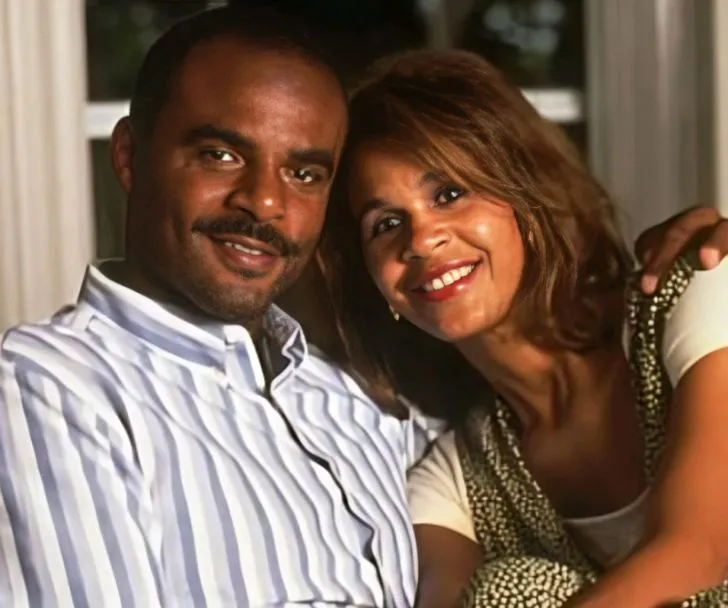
[318,49,728,607]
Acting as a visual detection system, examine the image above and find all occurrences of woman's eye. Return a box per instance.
[370,216,401,238]
[435,185,466,205]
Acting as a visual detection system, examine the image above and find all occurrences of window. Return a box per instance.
[452,0,586,151]
[86,0,587,258]
[86,0,219,259]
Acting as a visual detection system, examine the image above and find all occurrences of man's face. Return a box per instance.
[115,37,347,326]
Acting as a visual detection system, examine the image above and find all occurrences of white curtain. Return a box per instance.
[715,0,728,215]
[0,0,94,330]
[586,0,718,242]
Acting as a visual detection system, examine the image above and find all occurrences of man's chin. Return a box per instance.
[188,257,305,321]
[196,290,273,327]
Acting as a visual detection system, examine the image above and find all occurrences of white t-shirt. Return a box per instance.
[408,259,728,568]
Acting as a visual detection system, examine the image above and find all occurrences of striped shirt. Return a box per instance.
[0,264,434,608]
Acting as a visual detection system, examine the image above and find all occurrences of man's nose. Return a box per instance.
[227,166,285,223]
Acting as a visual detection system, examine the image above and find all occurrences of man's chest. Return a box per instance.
[123,362,417,607]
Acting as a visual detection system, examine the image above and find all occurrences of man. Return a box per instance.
[0,5,726,607]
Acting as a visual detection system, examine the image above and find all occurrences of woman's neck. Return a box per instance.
[455,327,618,435]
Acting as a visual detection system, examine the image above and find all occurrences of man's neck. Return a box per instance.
[101,259,185,309]
[100,259,264,335]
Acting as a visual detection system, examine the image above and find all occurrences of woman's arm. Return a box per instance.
[570,261,728,607]
[407,431,484,607]
[416,524,483,608]
[570,351,728,607]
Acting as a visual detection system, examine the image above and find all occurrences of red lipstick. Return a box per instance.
[410,260,481,303]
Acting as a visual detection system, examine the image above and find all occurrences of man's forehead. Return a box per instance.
[162,41,345,148]
[179,36,339,98]
[171,39,344,122]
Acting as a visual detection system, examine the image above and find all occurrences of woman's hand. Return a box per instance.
[636,206,728,294]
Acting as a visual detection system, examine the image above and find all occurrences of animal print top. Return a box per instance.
[456,256,728,607]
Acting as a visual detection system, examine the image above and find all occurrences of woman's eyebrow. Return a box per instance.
[357,198,388,221]
[418,171,442,187]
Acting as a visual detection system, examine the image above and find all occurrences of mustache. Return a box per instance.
[192,216,299,257]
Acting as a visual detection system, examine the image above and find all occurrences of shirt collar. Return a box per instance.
[78,262,308,373]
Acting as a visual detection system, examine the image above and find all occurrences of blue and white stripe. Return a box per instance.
[0,264,434,607]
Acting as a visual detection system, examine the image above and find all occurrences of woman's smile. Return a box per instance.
[408,259,482,303]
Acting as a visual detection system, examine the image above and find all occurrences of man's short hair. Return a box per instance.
[129,4,342,137]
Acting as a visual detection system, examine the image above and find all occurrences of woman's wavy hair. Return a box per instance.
[317,49,632,421]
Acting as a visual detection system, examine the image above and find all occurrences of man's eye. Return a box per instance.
[292,167,324,184]
[202,149,236,163]
[370,216,401,238]
[435,185,466,206]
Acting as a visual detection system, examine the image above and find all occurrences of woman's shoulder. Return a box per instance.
[407,429,477,540]
[660,257,728,385]
[412,430,460,475]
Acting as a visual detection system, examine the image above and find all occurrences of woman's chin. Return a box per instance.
[406,309,506,345]
[411,317,487,344]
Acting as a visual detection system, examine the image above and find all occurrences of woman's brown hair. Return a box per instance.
[318,49,632,421]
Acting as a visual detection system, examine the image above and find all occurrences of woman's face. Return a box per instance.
[349,145,526,343]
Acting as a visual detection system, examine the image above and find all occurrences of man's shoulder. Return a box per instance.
[0,310,146,458]
[0,304,117,388]
[3,304,87,355]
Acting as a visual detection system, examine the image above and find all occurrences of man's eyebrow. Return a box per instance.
[289,149,335,176]
[182,124,255,150]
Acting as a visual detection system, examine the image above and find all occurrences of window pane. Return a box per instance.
[86,0,217,101]
[459,0,585,89]
[226,0,427,85]
[90,140,125,259]
[87,1,223,259]
[458,0,587,156]
[87,0,428,259]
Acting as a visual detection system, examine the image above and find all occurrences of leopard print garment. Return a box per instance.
[456,257,728,607]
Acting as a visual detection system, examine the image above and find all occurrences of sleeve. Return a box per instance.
[407,431,477,542]
[0,357,164,608]
[662,258,728,386]
[402,405,447,469]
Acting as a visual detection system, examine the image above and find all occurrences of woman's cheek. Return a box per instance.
[371,263,395,299]
[363,246,397,296]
